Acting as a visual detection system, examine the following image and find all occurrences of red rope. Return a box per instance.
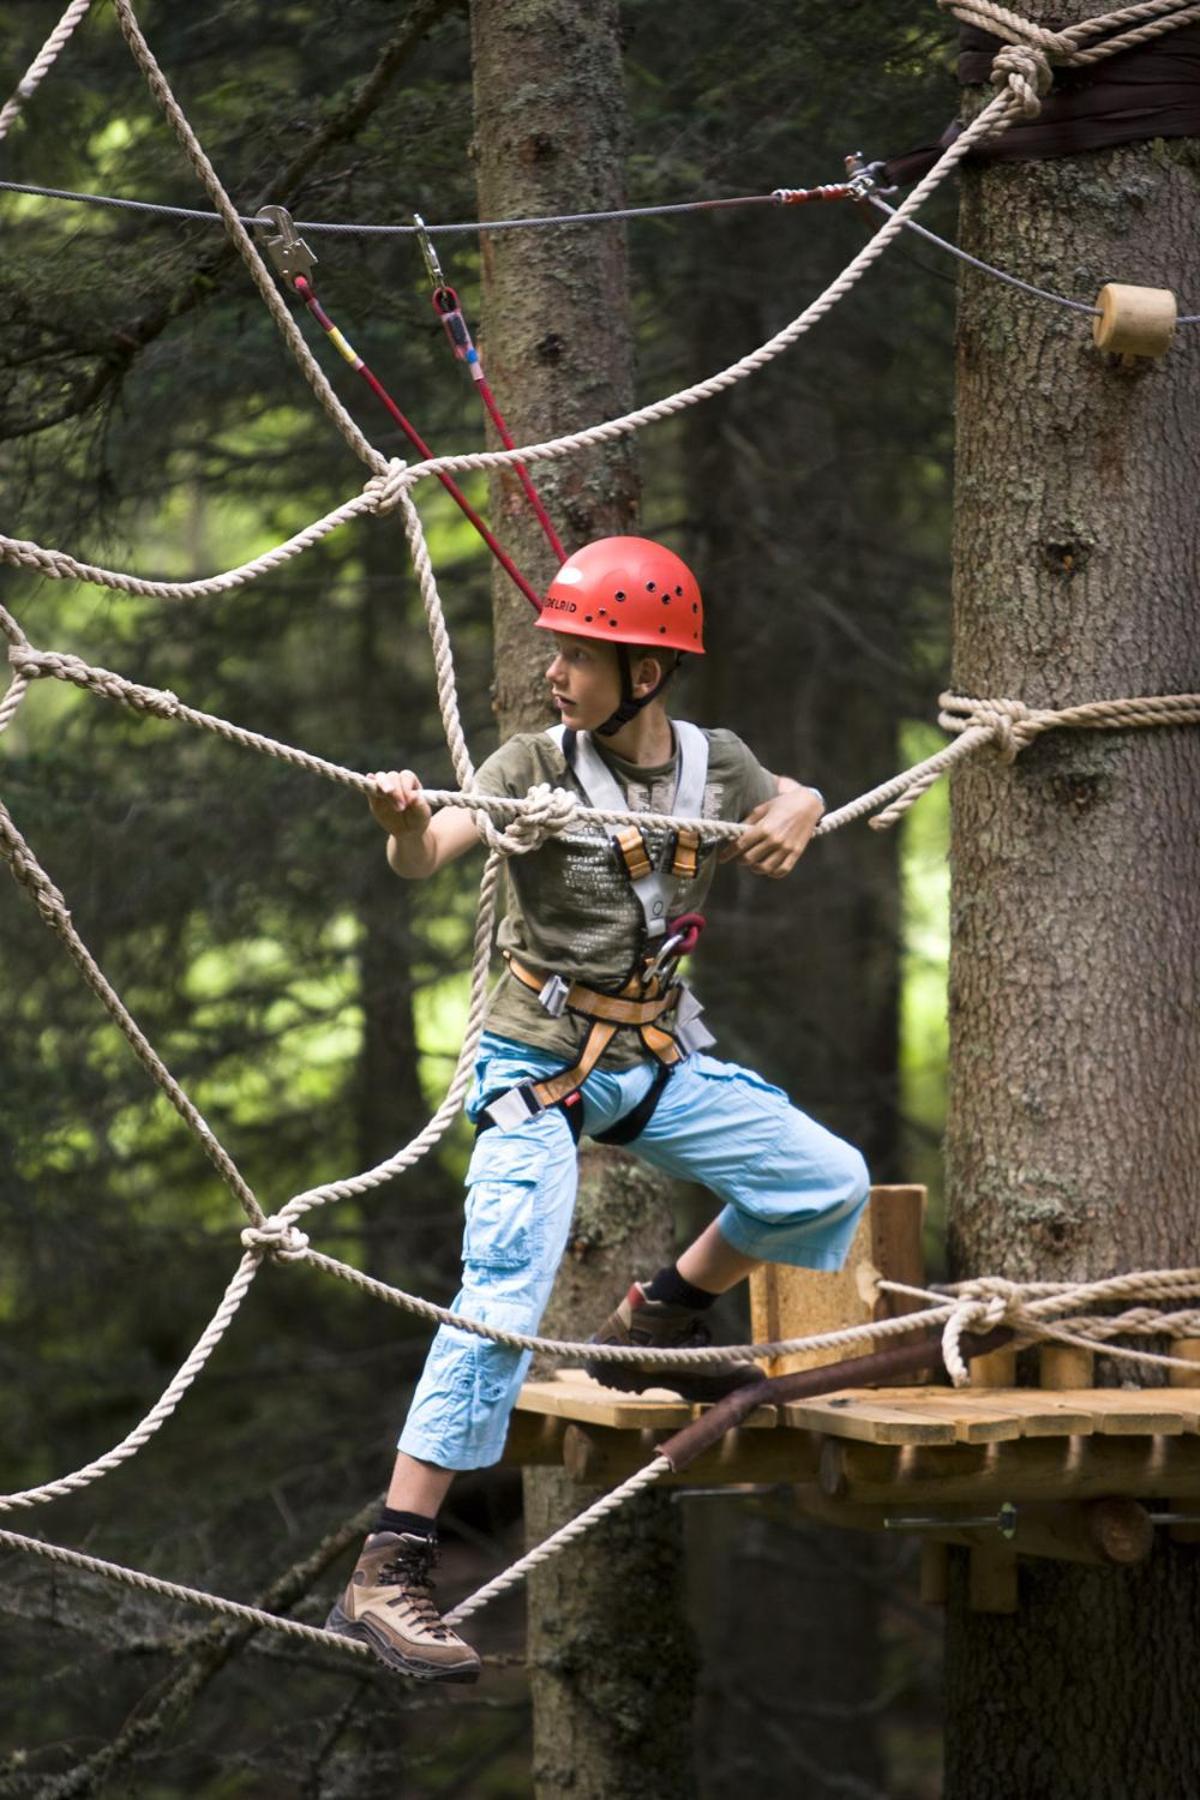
[432,286,567,567]
[291,276,542,612]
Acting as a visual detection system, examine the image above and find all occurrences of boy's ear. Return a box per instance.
[630,651,669,699]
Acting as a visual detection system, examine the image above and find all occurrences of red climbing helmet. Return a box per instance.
[536,537,705,656]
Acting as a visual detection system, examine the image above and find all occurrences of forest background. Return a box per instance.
[0,1,963,1793]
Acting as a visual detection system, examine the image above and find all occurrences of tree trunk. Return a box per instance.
[944,12,1200,1793]
[525,1150,698,1800]
[470,0,638,737]
[470,5,694,1792]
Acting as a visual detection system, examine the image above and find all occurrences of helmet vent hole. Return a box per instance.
[584,613,593,622]
[659,625,668,634]
[646,581,656,591]
[610,619,619,627]
[675,586,683,597]
[615,590,626,600]
[661,596,670,605]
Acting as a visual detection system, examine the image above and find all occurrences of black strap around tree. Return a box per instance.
[881,24,1200,190]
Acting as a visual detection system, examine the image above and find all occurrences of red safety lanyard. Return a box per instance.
[414,215,567,568]
[255,207,542,613]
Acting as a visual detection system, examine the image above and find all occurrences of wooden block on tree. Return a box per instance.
[920,1541,950,1606]
[1039,1344,1095,1389]
[969,1346,1018,1388]
[749,1184,926,1379]
[1168,1338,1200,1390]
[968,1542,1019,1613]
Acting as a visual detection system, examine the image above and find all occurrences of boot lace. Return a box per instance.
[378,1539,454,1640]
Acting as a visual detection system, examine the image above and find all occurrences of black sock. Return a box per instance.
[643,1263,719,1311]
[375,1506,438,1540]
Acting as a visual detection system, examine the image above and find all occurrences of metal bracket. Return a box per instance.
[885,1501,1018,1541]
[843,151,897,201]
[254,205,318,285]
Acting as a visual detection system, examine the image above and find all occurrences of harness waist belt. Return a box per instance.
[504,954,680,1028]
[480,956,686,1132]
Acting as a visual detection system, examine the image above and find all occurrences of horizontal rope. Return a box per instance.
[0,1525,371,1656]
[0,465,405,600]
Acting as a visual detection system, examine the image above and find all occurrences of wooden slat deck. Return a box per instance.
[515,1371,1200,1447]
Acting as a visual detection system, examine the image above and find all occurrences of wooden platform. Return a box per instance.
[514,1369,1200,1447]
[508,1371,1200,1601]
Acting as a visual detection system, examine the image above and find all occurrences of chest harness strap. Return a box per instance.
[479,726,716,1135]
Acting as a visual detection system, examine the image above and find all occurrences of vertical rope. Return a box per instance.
[110,0,386,474]
[0,0,92,145]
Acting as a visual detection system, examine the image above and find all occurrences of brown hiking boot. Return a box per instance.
[585,1282,764,1403]
[325,1531,481,1683]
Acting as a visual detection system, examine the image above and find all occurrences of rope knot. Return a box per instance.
[939,693,1040,764]
[365,457,410,516]
[941,1287,1012,1389]
[991,43,1053,119]
[241,1215,310,1262]
[479,783,578,857]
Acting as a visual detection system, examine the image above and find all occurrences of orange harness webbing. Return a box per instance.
[503,953,684,1112]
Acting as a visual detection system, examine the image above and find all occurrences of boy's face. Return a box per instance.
[545,632,624,731]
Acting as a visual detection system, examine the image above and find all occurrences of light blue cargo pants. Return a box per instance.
[399,1032,870,1470]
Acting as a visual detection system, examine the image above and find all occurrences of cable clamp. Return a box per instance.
[254,205,318,286]
[843,152,896,201]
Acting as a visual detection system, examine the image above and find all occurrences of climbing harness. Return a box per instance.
[556,719,710,941]
[478,718,714,1133]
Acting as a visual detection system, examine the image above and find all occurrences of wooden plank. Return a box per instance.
[779,1391,959,1445]
[749,1186,926,1379]
[1085,1390,1188,1436]
[940,1389,1098,1438]
[516,1370,778,1430]
[517,1371,695,1429]
[562,1423,818,1487]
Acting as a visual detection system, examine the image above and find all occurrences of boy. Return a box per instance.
[326,538,869,1681]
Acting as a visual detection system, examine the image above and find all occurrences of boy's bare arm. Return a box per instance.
[370,770,481,879]
[721,773,824,880]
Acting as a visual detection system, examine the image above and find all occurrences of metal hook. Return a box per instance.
[412,212,445,290]
[254,205,318,285]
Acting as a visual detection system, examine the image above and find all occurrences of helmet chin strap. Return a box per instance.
[595,648,682,738]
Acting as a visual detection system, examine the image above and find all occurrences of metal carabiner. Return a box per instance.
[254,204,318,285]
[411,212,446,290]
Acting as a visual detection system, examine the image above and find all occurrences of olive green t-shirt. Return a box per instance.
[473,724,777,1068]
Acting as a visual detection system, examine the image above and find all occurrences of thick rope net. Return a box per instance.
[2,0,1200,1654]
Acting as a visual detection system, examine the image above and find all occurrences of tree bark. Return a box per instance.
[944,11,1200,1792]
[525,1150,697,1800]
[470,6,694,1792]
[470,0,638,736]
